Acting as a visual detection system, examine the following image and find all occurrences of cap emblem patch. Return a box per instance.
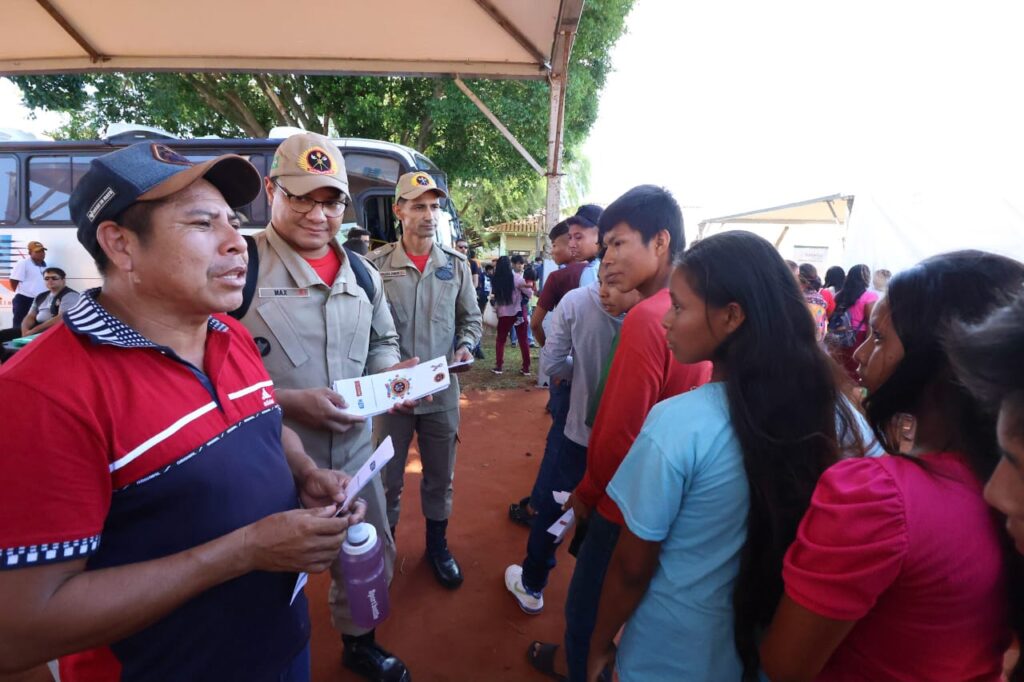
[413,173,432,186]
[151,144,192,166]
[298,147,336,175]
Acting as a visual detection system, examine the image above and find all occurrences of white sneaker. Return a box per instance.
[504,564,544,614]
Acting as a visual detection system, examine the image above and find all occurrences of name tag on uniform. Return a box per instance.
[380,270,406,280]
[258,287,310,298]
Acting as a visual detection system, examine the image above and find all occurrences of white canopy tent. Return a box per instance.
[698,191,1024,274]
[1,0,584,228]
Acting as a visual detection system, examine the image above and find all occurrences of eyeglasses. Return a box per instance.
[43,276,63,281]
[456,244,468,251]
[274,181,348,218]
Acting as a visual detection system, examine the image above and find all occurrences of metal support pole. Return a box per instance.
[454,76,545,176]
[545,31,573,231]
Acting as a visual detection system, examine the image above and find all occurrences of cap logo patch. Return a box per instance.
[298,147,336,175]
[413,173,432,186]
[86,187,117,223]
[151,144,192,166]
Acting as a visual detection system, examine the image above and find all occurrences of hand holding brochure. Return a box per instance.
[333,357,451,417]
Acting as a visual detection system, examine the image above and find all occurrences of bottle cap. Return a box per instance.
[342,522,378,556]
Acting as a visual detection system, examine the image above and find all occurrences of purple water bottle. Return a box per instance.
[340,522,390,629]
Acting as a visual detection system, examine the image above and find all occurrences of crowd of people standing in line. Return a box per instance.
[497,189,1023,682]
[0,129,1022,682]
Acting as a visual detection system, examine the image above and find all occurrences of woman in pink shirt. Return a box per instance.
[490,255,534,375]
[761,250,1024,682]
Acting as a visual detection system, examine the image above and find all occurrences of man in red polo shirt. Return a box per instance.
[0,142,363,682]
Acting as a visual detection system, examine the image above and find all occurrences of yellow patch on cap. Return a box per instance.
[297,147,336,175]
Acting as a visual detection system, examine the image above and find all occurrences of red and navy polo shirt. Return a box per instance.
[0,289,309,681]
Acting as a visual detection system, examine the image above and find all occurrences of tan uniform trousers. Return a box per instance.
[375,406,460,527]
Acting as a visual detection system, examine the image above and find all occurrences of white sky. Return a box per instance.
[581,0,1024,223]
[3,0,1024,228]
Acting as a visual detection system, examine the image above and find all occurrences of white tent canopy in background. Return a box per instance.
[843,191,1024,274]
[698,190,1024,275]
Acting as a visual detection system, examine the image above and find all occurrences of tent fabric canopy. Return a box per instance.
[1,0,575,79]
[698,194,854,229]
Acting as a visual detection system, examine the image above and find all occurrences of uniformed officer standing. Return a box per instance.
[238,133,411,682]
[370,172,482,588]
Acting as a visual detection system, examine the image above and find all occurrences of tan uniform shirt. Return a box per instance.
[369,241,482,414]
[239,224,401,471]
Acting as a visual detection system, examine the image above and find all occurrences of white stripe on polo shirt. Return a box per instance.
[109,401,219,472]
[227,380,274,400]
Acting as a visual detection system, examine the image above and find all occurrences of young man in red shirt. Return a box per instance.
[528,185,712,681]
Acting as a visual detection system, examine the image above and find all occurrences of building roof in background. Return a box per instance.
[485,215,546,235]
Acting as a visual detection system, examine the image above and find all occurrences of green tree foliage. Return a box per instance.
[12,0,632,237]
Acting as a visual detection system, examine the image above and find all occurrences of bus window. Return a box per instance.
[0,155,17,224]
[344,153,400,184]
[184,153,267,225]
[361,193,399,245]
[27,155,93,222]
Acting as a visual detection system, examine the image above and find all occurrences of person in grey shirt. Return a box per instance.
[504,270,642,614]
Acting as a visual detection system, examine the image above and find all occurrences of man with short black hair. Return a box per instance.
[568,204,603,287]
[0,142,363,681]
[344,226,372,256]
[237,133,411,682]
[20,267,79,336]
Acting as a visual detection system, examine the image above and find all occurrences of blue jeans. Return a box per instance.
[564,512,621,682]
[521,437,588,593]
[279,641,310,682]
[528,380,570,509]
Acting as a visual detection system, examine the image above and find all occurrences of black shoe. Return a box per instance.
[343,635,411,682]
[425,519,464,589]
[474,347,486,360]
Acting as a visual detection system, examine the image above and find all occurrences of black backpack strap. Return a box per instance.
[229,234,260,321]
[344,246,376,303]
[33,291,48,307]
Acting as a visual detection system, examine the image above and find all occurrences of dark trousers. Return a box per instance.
[279,641,311,682]
[522,436,588,593]
[495,315,529,372]
[11,293,33,332]
[564,512,621,682]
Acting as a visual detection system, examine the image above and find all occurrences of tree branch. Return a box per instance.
[255,74,296,127]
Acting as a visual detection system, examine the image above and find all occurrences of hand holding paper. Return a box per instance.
[334,357,451,417]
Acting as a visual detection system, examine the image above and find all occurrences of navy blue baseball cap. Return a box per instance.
[70,142,262,258]
[572,204,603,228]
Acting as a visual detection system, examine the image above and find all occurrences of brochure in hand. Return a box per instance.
[333,357,451,417]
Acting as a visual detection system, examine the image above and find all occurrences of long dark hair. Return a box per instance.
[865,252,1024,682]
[491,256,515,306]
[676,232,865,680]
[824,265,846,291]
[834,263,870,310]
[797,263,822,292]
[864,251,1024,475]
[947,290,1024,682]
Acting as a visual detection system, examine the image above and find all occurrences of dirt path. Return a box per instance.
[311,387,567,682]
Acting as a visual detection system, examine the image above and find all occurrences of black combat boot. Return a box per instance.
[342,630,410,682]
[425,518,463,589]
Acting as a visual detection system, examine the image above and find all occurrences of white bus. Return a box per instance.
[0,125,462,326]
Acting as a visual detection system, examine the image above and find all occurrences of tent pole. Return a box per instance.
[453,76,544,176]
[545,23,575,231]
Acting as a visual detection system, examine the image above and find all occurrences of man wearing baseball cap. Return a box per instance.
[7,240,49,332]
[369,172,482,589]
[236,132,412,682]
[0,141,364,681]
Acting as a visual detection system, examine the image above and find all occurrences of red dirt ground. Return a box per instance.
[312,387,565,682]
[0,387,562,682]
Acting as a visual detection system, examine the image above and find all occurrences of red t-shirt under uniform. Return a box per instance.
[575,288,713,525]
[304,247,342,285]
[784,453,1010,681]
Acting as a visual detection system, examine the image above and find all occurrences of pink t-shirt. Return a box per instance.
[494,273,533,317]
[784,453,1010,682]
[846,290,879,333]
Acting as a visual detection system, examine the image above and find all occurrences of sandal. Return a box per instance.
[508,496,534,527]
[527,641,567,681]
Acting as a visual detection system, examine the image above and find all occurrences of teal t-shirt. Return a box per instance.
[606,382,747,682]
